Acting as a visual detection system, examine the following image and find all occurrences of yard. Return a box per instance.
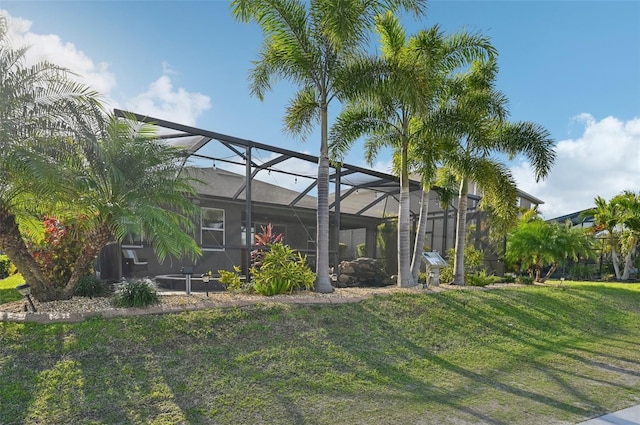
[1,280,639,424]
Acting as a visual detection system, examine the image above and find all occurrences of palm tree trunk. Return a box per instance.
[610,241,622,279]
[63,224,113,297]
[541,263,558,282]
[621,239,637,281]
[397,145,414,287]
[410,186,430,281]
[0,207,59,301]
[314,102,333,293]
[452,178,468,285]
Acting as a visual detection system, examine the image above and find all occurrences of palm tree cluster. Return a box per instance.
[581,191,640,281]
[0,16,201,301]
[506,209,595,283]
[234,1,555,288]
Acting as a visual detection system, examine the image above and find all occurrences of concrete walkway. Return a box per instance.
[577,404,640,424]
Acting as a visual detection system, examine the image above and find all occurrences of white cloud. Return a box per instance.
[512,114,640,219]
[2,12,117,97]
[2,10,211,126]
[125,75,211,127]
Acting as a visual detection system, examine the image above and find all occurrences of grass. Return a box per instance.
[0,280,639,424]
[0,273,24,304]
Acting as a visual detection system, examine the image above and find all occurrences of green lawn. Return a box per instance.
[0,273,24,304]
[1,281,639,424]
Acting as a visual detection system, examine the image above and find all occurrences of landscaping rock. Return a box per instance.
[335,257,392,288]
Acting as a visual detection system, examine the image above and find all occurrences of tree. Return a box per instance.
[48,111,203,300]
[230,0,427,293]
[583,191,640,280]
[330,13,495,287]
[506,212,594,282]
[0,14,99,299]
[440,59,556,285]
[581,195,623,278]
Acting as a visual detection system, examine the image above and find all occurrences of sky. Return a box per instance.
[1,0,638,219]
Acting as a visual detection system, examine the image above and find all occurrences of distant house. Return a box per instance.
[97,111,545,282]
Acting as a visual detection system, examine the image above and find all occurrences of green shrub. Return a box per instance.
[74,275,109,298]
[418,271,427,284]
[218,266,244,292]
[602,273,617,282]
[439,266,454,285]
[0,255,11,279]
[112,279,159,308]
[568,264,596,280]
[467,270,500,287]
[357,243,366,258]
[251,243,316,296]
[502,274,516,283]
[516,275,534,285]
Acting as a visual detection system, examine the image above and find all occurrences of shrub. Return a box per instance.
[502,273,516,284]
[439,266,454,285]
[218,266,244,292]
[0,255,11,279]
[467,270,501,287]
[357,243,366,258]
[251,223,284,269]
[251,243,316,296]
[516,275,534,285]
[112,279,159,308]
[74,275,109,298]
[418,271,427,284]
[28,216,86,286]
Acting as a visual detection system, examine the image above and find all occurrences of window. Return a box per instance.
[202,208,225,251]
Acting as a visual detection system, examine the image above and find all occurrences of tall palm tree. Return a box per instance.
[441,59,556,285]
[0,15,100,299]
[330,13,495,287]
[230,0,426,293]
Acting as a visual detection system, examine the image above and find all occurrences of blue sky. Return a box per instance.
[1,0,639,219]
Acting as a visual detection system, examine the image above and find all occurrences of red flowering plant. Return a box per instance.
[251,223,283,269]
[28,216,86,287]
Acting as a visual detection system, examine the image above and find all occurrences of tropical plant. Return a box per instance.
[251,223,283,269]
[49,112,202,301]
[330,13,496,287]
[230,0,427,293]
[112,279,159,308]
[581,195,623,278]
[218,266,244,292]
[25,216,85,287]
[0,14,100,299]
[467,270,499,287]
[251,243,315,296]
[73,275,109,298]
[506,213,594,283]
[581,191,640,281]
[438,59,556,285]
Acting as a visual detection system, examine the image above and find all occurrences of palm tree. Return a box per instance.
[440,59,556,285]
[506,213,594,282]
[49,111,203,300]
[581,195,623,278]
[230,0,427,293]
[330,13,495,287]
[611,191,640,280]
[0,15,100,299]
